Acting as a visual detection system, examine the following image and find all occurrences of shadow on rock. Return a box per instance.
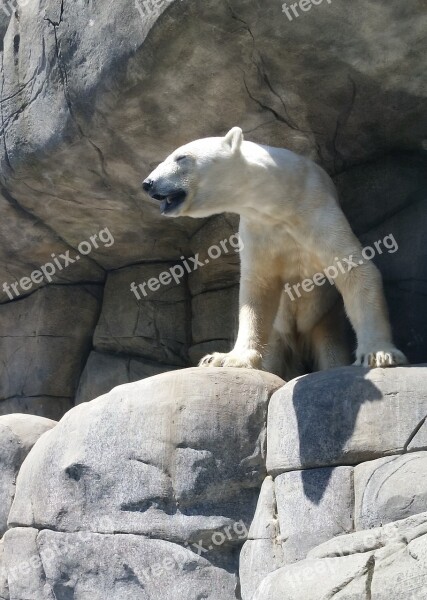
[292,367,382,503]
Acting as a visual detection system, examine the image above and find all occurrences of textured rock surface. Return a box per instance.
[241,467,354,599]
[93,264,190,366]
[191,286,239,348]
[0,396,72,421]
[0,414,56,537]
[0,0,426,418]
[4,369,283,597]
[354,452,427,531]
[75,351,177,405]
[4,365,427,597]
[0,285,101,419]
[239,477,283,600]
[3,527,237,600]
[9,369,283,538]
[0,540,7,600]
[267,365,427,474]
[254,512,427,600]
[275,467,354,562]
[240,366,427,599]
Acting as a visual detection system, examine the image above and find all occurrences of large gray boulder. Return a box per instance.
[6,368,283,597]
[0,414,56,536]
[267,365,427,474]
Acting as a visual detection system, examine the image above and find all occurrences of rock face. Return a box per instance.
[0,285,101,419]
[354,452,427,531]
[93,264,190,366]
[0,414,56,537]
[2,367,427,598]
[4,368,283,598]
[253,511,427,600]
[239,365,427,599]
[267,365,427,474]
[0,0,426,420]
[75,351,177,405]
[4,528,237,600]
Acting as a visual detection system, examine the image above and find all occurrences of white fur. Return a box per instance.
[145,128,408,378]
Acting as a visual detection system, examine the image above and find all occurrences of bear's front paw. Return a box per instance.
[198,349,262,369]
[354,346,408,368]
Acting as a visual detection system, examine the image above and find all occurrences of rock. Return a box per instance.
[93,264,190,366]
[0,192,105,303]
[275,466,354,562]
[308,511,427,560]
[1,0,196,279]
[191,286,239,346]
[354,451,427,531]
[5,368,283,598]
[0,414,56,536]
[240,539,284,600]
[267,365,427,475]
[247,477,279,541]
[75,351,177,405]
[0,0,425,297]
[0,285,102,419]
[188,214,240,296]
[0,6,11,41]
[8,368,283,544]
[240,477,283,600]
[240,468,353,599]
[0,540,7,600]
[253,553,374,600]
[3,527,237,600]
[0,397,72,422]
[255,512,427,600]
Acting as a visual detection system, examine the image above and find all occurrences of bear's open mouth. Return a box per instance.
[152,190,187,215]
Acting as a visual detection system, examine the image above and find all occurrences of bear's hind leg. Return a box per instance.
[310,302,352,371]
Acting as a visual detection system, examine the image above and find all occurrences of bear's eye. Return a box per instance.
[175,155,188,162]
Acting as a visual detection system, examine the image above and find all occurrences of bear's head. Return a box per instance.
[142,127,244,218]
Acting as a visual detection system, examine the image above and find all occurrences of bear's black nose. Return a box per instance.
[142,178,153,192]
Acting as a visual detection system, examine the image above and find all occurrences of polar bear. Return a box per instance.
[143,127,407,378]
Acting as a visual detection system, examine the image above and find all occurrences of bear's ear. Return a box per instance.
[223,127,243,153]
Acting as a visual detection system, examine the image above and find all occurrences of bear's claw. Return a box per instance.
[354,347,408,368]
[198,350,262,369]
